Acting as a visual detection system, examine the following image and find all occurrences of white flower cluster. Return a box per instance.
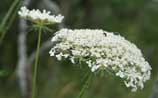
[18,6,64,24]
[49,29,151,92]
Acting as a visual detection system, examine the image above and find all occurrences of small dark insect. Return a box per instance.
[103,32,107,36]
[69,47,73,50]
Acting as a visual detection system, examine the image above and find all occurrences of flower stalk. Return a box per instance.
[32,26,42,98]
[76,73,93,98]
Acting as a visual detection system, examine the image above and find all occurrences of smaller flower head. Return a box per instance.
[18,6,64,25]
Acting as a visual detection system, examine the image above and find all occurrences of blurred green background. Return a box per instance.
[0,0,158,98]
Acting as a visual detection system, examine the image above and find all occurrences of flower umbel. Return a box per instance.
[49,29,152,92]
[18,6,64,98]
[18,6,64,24]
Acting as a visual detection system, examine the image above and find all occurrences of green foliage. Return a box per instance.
[0,70,9,77]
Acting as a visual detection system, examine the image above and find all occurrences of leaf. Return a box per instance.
[0,70,9,77]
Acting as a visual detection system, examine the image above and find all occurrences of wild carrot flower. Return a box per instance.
[18,6,64,25]
[49,29,151,92]
[18,6,64,98]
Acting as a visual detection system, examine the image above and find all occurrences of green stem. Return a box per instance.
[76,73,93,98]
[6,0,22,33]
[32,27,42,98]
[0,0,22,44]
[0,0,21,42]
